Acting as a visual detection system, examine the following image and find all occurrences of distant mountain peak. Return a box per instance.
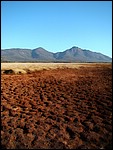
[1,46,112,62]
[33,47,46,50]
[71,46,78,48]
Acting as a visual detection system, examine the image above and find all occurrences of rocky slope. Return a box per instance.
[1,46,112,62]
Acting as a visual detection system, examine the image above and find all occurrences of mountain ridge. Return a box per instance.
[1,46,112,62]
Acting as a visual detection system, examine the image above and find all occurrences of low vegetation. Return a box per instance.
[1,62,111,74]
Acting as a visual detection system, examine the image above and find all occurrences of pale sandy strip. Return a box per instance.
[1,63,111,74]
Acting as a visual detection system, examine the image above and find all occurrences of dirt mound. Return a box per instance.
[1,66,112,149]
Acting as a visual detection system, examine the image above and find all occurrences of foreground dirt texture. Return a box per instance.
[1,65,112,149]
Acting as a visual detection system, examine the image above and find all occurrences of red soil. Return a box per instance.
[1,65,112,149]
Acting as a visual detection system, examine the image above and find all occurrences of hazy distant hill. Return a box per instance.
[1,46,112,62]
[31,47,56,61]
[1,48,32,62]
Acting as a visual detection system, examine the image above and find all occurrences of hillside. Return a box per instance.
[1,46,112,62]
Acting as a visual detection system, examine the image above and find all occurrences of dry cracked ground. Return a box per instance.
[1,64,112,149]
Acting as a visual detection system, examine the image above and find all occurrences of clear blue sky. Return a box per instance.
[1,1,112,57]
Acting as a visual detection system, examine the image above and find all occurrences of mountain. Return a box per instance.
[1,48,32,62]
[1,46,112,62]
[54,47,112,62]
[31,47,56,61]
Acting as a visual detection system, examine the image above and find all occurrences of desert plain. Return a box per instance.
[1,63,112,149]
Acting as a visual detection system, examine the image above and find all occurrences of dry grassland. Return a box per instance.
[1,62,111,74]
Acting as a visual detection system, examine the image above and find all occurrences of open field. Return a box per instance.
[1,62,112,74]
[1,63,112,149]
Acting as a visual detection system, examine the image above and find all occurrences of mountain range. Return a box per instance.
[1,46,112,62]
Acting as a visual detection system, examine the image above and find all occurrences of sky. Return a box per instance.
[1,1,112,57]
